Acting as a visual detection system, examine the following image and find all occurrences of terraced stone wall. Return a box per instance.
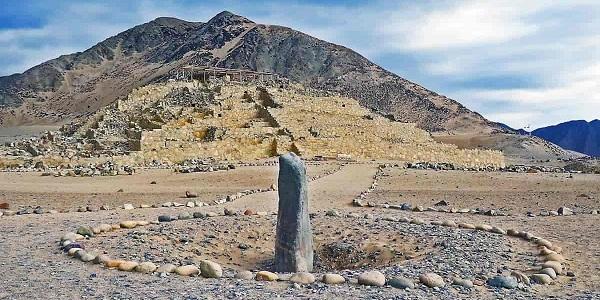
[133,82,504,168]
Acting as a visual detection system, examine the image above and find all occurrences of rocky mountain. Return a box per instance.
[532,120,600,157]
[0,11,500,134]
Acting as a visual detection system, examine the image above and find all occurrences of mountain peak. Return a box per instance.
[532,119,600,157]
[148,16,201,28]
[206,11,254,26]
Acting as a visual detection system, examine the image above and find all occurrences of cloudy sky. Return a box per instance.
[1,0,598,129]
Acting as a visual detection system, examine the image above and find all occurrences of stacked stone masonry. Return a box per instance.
[93,81,503,168]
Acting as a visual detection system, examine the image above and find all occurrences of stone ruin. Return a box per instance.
[0,78,506,170]
[136,81,505,168]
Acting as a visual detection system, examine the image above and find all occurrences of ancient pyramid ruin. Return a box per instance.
[99,80,505,168]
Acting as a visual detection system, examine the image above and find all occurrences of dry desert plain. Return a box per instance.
[0,161,599,299]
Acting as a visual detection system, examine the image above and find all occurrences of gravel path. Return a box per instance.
[1,163,599,299]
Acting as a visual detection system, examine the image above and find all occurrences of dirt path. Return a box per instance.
[0,163,340,211]
[0,163,377,299]
[223,163,378,212]
[1,164,598,299]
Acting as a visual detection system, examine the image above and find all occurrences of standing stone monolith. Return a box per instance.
[274,152,314,272]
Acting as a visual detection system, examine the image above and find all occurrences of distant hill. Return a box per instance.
[495,122,529,135]
[0,11,498,134]
[532,120,600,157]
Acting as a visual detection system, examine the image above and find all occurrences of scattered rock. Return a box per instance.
[290,272,315,284]
[540,267,557,279]
[441,220,457,227]
[434,200,448,206]
[178,212,193,220]
[322,273,345,284]
[185,191,198,198]
[244,209,256,216]
[200,260,223,278]
[104,259,126,268]
[175,265,200,276]
[452,277,474,288]
[389,277,414,289]
[458,222,476,229]
[325,210,341,217]
[507,229,520,236]
[156,264,177,273]
[358,270,386,287]
[531,273,553,285]
[93,254,111,265]
[98,224,112,232]
[475,224,492,231]
[61,232,84,242]
[193,212,206,218]
[510,270,530,285]
[78,251,97,262]
[136,262,158,274]
[410,218,425,225]
[400,203,412,210]
[419,272,445,288]
[491,226,507,235]
[118,261,139,272]
[234,270,254,280]
[158,215,174,222]
[76,226,94,237]
[519,231,534,240]
[484,209,497,216]
[558,206,573,216]
[119,221,138,229]
[534,238,553,249]
[542,261,563,275]
[545,253,565,263]
[255,271,278,281]
[67,248,83,256]
[487,276,518,289]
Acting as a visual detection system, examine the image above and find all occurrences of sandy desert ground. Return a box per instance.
[0,162,599,299]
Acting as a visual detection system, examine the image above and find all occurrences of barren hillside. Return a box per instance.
[0,11,498,134]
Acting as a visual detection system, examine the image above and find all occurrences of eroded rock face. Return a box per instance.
[274,153,314,272]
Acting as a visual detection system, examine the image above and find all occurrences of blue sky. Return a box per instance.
[1,0,599,129]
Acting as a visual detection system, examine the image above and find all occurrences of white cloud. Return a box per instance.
[453,61,600,128]
[486,112,542,129]
[381,1,540,51]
